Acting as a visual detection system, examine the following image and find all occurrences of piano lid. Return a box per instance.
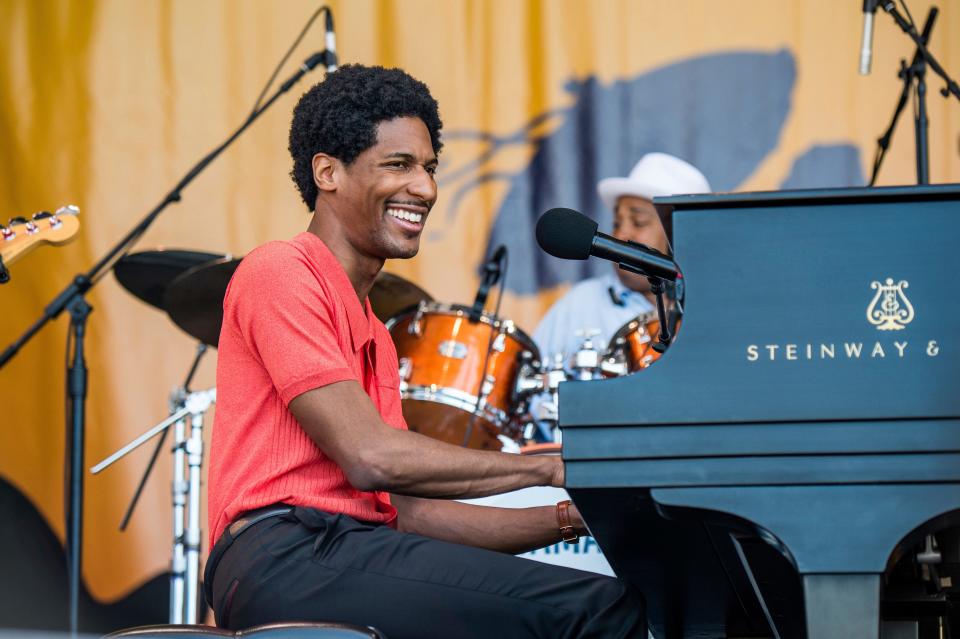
[563,185,960,427]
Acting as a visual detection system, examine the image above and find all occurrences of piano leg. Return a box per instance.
[803,574,880,639]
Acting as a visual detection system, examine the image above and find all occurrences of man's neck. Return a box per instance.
[306,214,383,304]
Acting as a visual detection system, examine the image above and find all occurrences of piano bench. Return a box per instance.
[102,622,388,638]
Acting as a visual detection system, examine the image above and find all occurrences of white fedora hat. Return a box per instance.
[597,152,712,209]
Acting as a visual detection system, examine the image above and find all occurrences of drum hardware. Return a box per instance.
[467,244,506,323]
[398,357,413,382]
[531,353,568,443]
[514,351,545,397]
[91,380,216,624]
[407,300,428,336]
[479,374,497,401]
[492,329,508,353]
[571,329,604,380]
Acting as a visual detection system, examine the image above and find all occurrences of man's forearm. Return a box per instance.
[392,496,587,555]
[365,428,561,499]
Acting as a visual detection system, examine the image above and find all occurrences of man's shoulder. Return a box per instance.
[226,238,330,308]
[233,237,316,283]
[241,238,305,269]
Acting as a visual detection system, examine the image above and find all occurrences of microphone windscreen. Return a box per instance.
[535,208,598,260]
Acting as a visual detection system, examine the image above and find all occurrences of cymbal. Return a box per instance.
[369,271,433,322]
[163,257,241,347]
[113,249,225,310]
[163,259,433,347]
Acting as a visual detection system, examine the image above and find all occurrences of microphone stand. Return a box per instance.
[0,49,329,636]
[877,1,960,103]
[646,277,673,354]
[869,6,938,186]
[468,246,505,323]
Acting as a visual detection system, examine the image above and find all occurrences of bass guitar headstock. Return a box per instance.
[0,205,81,282]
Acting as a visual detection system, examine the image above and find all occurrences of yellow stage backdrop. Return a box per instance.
[2,0,959,604]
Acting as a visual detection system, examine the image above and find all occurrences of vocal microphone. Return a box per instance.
[324,8,338,72]
[860,0,880,75]
[535,208,679,281]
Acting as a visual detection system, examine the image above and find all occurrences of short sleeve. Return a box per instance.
[222,242,357,405]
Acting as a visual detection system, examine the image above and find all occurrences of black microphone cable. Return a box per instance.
[249,5,333,118]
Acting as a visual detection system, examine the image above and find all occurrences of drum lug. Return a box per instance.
[408,301,427,336]
[398,357,412,381]
[493,320,513,353]
[480,374,496,398]
[514,352,544,397]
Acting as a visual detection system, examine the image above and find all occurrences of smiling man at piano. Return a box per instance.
[202,64,647,638]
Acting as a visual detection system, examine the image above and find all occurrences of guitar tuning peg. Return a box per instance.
[32,211,53,220]
[55,204,80,216]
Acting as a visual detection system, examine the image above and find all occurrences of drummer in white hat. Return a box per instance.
[533,153,712,371]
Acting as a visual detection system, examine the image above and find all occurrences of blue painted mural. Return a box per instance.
[440,50,865,294]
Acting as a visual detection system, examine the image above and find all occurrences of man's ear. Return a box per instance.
[312,153,339,193]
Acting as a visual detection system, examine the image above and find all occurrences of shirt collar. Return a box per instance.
[602,270,657,311]
[295,232,373,352]
[603,271,635,302]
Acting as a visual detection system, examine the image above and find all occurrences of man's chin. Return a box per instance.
[386,241,420,260]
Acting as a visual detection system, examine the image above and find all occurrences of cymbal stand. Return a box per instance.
[90,387,216,624]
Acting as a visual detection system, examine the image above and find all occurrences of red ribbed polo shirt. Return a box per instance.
[207,232,407,547]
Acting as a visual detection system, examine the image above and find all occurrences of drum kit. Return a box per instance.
[388,302,670,449]
[89,246,675,621]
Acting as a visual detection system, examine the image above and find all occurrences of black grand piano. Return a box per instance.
[561,185,960,639]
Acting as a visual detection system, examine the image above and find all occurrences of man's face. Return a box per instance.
[611,195,669,293]
[332,116,438,260]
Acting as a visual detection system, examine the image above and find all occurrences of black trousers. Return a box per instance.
[204,506,646,639]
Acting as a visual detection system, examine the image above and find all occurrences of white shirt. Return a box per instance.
[533,271,655,364]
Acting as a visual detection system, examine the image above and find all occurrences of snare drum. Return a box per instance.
[460,443,614,576]
[604,311,670,373]
[387,302,540,450]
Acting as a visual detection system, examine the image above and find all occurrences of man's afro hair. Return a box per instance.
[289,64,443,210]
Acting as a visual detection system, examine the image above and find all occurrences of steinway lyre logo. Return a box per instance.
[866,278,915,331]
